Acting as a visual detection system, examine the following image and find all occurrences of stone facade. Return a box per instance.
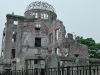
[0,1,94,71]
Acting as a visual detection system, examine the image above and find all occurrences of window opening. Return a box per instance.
[55,48,60,55]
[35,24,41,30]
[3,33,5,43]
[3,33,5,36]
[14,21,18,25]
[12,31,17,42]
[35,38,41,47]
[34,60,38,69]
[41,13,44,19]
[49,33,53,43]
[35,13,38,18]
[34,60,38,64]
[55,28,60,40]
[27,60,31,69]
[65,46,69,56]
[46,14,48,19]
[11,49,15,58]
[44,14,48,19]
[44,14,46,19]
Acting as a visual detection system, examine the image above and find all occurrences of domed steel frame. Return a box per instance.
[25,1,56,13]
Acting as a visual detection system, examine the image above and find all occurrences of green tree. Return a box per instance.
[76,36,100,58]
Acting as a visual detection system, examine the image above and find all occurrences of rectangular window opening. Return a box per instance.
[55,48,60,55]
[44,14,48,19]
[14,21,18,25]
[34,60,38,64]
[35,24,41,30]
[35,13,38,18]
[12,31,17,42]
[11,49,15,59]
[55,28,60,40]
[49,33,53,43]
[34,60,38,69]
[35,38,41,47]
[45,14,48,19]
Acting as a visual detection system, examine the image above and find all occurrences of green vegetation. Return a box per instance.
[76,36,100,58]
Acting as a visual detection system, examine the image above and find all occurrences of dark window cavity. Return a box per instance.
[35,38,41,47]
[49,33,53,43]
[11,49,15,58]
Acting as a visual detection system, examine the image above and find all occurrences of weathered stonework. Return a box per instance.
[65,33,89,58]
[1,1,99,71]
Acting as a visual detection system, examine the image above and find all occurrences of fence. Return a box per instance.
[0,65,100,75]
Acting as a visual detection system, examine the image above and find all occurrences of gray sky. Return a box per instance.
[0,0,100,52]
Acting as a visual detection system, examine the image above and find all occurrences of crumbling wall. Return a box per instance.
[4,14,18,59]
[16,19,49,57]
[66,33,89,58]
[48,20,66,56]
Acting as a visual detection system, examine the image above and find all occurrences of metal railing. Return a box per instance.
[0,65,100,75]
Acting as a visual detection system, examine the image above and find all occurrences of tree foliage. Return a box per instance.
[76,36,100,58]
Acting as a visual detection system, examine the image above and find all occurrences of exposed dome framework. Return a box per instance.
[25,1,56,13]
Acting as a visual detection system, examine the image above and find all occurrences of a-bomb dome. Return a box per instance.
[25,1,56,13]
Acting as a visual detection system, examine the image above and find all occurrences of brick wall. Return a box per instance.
[66,33,89,58]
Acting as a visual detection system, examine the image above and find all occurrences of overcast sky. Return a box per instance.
[0,0,100,52]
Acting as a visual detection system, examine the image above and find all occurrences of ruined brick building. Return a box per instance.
[1,1,90,70]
